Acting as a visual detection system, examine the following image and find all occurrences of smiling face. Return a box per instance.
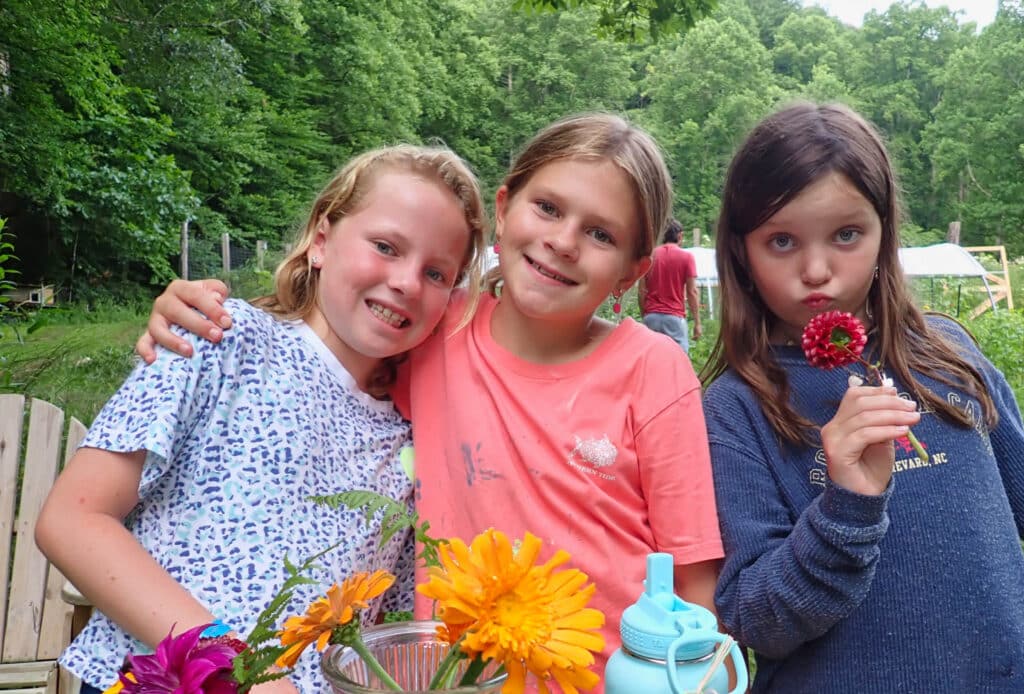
[492,157,650,336]
[306,169,471,384]
[743,171,882,344]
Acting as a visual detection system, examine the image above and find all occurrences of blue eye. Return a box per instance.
[375,241,396,255]
[588,228,613,245]
[836,228,861,244]
[537,200,558,216]
[769,234,794,250]
[425,268,446,284]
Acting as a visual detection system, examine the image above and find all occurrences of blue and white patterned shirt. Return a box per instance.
[60,299,414,693]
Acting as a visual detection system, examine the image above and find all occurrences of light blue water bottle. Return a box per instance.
[604,553,748,694]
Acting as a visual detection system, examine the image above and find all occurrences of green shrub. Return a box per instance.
[969,309,1024,407]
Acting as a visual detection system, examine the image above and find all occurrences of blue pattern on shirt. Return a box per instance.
[60,299,414,693]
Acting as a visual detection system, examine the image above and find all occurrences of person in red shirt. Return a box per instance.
[638,219,702,353]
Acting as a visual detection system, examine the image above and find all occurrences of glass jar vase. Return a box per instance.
[321,621,507,693]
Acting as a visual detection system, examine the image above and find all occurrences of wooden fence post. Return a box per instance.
[180,219,190,280]
[221,233,231,274]
[947,221,961,244]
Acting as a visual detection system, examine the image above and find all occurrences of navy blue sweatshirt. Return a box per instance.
[704,317,1024,693]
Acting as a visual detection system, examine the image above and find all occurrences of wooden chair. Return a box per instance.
[1,396,88,694]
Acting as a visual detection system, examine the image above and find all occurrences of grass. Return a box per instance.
[0,312,146,427]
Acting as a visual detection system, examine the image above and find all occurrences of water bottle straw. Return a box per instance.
[693,635,735,694]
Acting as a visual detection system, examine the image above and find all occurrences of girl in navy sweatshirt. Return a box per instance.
[701,101,1024,693]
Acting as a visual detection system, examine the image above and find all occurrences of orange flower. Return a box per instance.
[418,529,605,694]
[275,569,395,668]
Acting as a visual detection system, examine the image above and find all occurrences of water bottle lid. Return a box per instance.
[619,554,720,661]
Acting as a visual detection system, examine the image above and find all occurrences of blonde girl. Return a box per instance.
[37,145,486,694]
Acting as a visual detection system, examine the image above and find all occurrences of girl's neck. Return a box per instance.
[489,296,615,365]
[303,310,379,391]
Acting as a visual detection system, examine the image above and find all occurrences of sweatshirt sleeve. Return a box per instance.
[705,385,892,659]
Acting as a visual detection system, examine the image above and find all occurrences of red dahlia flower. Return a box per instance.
[801,311,868,370]
[800,310,929,463]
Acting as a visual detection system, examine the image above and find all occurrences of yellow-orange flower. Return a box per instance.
[275,569,395,668]
[417,529,605,694]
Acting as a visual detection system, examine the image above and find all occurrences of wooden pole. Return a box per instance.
[221,233,231,274]
[180,219,190,280]
[692,227,700,247]
[256,240,267,271]
[947,221,961,244]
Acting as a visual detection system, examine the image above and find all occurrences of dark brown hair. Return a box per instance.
[701,101,995,443]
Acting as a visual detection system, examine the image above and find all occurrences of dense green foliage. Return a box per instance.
[2,0,1024,302]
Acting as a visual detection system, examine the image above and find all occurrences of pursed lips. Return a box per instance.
[802,294,832,309]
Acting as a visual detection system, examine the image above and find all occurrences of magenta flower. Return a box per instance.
[120,624,243,694]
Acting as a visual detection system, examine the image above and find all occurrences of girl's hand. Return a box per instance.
[136,279,233,363]
[820,385,920,497]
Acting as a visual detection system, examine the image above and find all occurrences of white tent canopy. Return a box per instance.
[897,243,988,277]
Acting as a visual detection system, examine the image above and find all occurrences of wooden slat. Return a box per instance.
[0,659,56,688]
[0,394,27,659]
[36,418,86,661]
[3,400,63,663]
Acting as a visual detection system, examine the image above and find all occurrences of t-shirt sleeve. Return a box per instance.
[634,349,723,565]
[80,325,224,499]
[685,251,697,282]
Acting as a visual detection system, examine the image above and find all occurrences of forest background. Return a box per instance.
[1,0,1024,424]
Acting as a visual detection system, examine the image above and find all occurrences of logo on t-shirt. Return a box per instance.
[567,435,617,480]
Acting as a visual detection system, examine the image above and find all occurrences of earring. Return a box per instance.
[612,291,622,315]
[310,255,321,267]
[874,266,879,280]
[493,242,501,254]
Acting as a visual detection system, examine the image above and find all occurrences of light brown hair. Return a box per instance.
[483,112,672,292]
[702,101,995,443]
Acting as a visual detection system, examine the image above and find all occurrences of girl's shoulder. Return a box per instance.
[923,312,977,347]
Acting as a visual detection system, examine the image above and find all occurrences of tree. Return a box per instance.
[641,16,779,231]
[925,13,1024,253]
[514,0,719,40]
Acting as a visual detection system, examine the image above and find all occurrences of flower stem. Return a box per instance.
[349,636,403,692]
[457,656,487,686]
[848,352,929,463]
[904,428,929,463]
[428,637,467,689]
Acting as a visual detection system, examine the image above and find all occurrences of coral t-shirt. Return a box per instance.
[642,244,697,318]
[395,292,723,684]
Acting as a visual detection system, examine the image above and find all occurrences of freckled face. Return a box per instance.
[307,171,470,379]
[743,171,882,343]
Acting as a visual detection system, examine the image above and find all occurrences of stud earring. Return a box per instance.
[310,255,321,266]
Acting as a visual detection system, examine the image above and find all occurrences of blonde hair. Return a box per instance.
[483,113,672,292]
[255,144,487,395]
